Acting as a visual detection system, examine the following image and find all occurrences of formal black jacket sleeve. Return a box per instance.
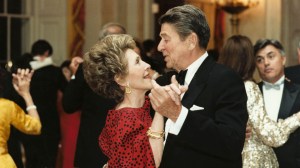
[62,64,85,113]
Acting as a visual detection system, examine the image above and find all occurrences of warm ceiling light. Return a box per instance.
[215,0,259,14]
[192,0,259,34]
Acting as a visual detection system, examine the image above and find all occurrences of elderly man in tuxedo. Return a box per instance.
[149,4,248,168]
[254,39,300,168]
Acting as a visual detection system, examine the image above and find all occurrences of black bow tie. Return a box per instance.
[177,70,188,85]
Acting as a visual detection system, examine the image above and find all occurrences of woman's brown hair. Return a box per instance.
[218,35,256,81]
[83,34,136,103]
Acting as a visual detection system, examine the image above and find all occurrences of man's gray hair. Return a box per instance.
[98,22,126,40]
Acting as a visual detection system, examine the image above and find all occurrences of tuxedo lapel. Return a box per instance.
[258,82,263,93]
[278,80,300,119]
[182,56,215,109]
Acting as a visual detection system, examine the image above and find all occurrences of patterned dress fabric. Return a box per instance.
[0,98,41,168]
[99,97,155,168]
[242,81,300,168]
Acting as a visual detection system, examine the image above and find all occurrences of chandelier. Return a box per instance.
[199,0,259,34]
[215,0,259,14]
[216,0,259,34]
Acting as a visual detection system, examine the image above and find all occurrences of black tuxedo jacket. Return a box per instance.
[158,56,248,168]
[258,79,300,168]
[285,65,300,84]
[62,64,116,168]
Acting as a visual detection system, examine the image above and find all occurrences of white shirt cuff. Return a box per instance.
[168,106,189,135]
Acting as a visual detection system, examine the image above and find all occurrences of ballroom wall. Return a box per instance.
[21,0,299,67]
[186,0,282,50]
[226,0,281,44]
[84,0,154,54]
[86,0,291,54]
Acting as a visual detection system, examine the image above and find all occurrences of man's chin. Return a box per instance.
[262,76,276,82]
[166,64,173,69]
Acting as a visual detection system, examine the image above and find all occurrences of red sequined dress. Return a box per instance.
[99,97,155,168]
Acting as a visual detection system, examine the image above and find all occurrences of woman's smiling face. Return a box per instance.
[124,49,152,92]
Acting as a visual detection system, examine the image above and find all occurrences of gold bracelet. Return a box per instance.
[147,127,164,139]
[147,133,163,139]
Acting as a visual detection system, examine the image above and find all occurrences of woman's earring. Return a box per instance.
[125,82,131,94]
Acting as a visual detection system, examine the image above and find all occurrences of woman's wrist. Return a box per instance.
[26,105,37,111]
[22,92,31,100]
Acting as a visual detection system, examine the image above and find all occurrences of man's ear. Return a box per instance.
[282,55,286,66]
[188,33,197,50]
[43,50,49,57]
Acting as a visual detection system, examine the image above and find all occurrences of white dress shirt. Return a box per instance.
[164,52,209,140]
[262,76,285,121]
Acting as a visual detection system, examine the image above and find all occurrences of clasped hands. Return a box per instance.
[149,75,188,122]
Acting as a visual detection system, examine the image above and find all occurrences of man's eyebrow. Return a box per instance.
[266,51,274,56]
[255,55,263,59]
[160,33,169,38]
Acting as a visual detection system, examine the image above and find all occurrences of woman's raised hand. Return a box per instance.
[12,68,34,98]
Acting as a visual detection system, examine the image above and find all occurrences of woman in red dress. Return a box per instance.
[83,34,164,168]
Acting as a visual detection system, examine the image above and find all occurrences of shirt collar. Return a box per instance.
[30,56,53,70]
[184,52,208,85]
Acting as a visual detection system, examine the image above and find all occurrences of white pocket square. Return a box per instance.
[190,105,204,111]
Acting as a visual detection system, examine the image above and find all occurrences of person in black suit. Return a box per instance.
[285,41,300,84]
[149,5,248,168]
[21,39,63,168]
[254,39,300,168]
[62,22,125,168]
